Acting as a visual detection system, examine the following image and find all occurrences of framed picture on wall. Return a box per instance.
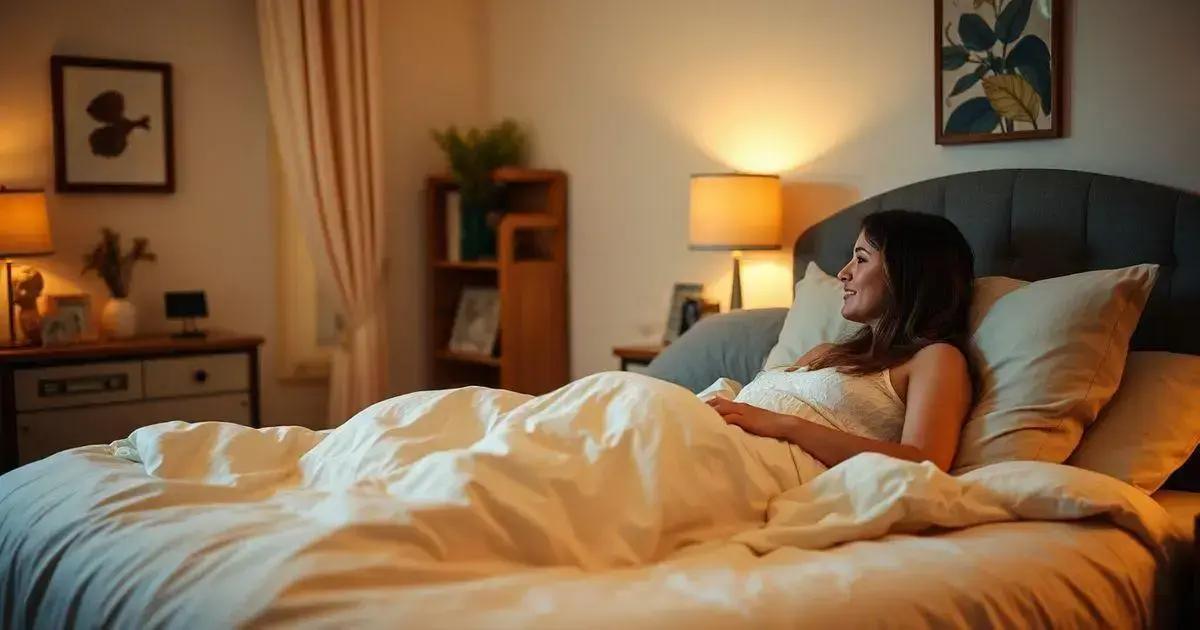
[935,0,1063,145]
[51,55,175,193]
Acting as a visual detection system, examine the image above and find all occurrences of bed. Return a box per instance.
[2,168,1198,628]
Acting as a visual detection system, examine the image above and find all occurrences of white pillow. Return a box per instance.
[761,262,861,370]
[953,264,1160,473]
[1067,352,1200,493]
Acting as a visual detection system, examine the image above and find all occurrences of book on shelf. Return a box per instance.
[446,190,461,262]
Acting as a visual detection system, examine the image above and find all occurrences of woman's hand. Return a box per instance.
[706,398,794,440]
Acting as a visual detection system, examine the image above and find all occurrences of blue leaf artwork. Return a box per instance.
[937,0,1060,143]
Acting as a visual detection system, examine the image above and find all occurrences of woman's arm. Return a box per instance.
[708,344,971,472]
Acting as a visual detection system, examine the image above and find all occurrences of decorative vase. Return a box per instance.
[461,203,497,261]
[101,298,137,339]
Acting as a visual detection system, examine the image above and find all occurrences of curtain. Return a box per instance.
[257,0,388,424]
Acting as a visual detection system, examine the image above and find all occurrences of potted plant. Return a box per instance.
[431,119,528,260]
[82,228,156,338]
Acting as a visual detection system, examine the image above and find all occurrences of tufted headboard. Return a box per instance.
[793,168,1200,488]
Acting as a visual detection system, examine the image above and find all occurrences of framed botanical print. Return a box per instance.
[935,0,1063,144]
[51,55,175,192]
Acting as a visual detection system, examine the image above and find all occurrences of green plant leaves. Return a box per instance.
[995,0,1033,43]
[958,14,996,51]
[1006,35,1052,114]
[949,65,988,97]
[982,74,1041,125]
[431,119,529,209]
[942,45,969,70]
[945,96,1000,134]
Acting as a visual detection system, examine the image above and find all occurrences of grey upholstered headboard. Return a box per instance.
[793,168,1200,488]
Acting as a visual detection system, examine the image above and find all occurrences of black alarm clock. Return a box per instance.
[164,291,208,337]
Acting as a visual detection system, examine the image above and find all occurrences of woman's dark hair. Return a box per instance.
[807,209,975,375]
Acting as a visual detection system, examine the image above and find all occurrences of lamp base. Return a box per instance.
[5,259,19,346]
[730,252,743,310]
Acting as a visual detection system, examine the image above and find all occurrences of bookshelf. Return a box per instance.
[425,168,569,394]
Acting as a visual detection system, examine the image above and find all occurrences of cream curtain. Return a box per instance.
[257,0,388,424]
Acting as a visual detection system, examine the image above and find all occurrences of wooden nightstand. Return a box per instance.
[612,344,664,371]
[0,332,263,472]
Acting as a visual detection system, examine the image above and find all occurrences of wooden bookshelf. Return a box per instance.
[425,168,569,394]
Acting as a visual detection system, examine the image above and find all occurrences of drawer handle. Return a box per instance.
[193,369,209,384]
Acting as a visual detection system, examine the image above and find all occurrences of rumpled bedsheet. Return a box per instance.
[0,372,1180,628]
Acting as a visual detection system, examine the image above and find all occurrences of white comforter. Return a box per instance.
[0,372,1182,628]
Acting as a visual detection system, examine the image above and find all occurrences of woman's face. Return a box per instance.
[837,231,889,323]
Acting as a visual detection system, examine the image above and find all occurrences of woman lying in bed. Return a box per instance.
[707,210,976,472]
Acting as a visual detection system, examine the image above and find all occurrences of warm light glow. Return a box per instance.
[689,174,781,250]
[684,102,819,174]
[646,51,878,174]
[705,253,794,310]
[0,190,53,257]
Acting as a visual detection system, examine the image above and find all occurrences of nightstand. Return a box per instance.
[1193,513,1199,624]
[0,332,263,472]
[612,344,664,371]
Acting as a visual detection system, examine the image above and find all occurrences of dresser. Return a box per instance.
[0,332,263,472]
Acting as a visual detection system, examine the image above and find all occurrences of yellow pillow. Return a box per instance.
[1067,352,1200,493]
[952,265,1159,473]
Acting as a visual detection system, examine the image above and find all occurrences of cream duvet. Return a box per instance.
[0,372,1183,628]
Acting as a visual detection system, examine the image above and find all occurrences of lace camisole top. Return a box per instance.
[734,366,907,442]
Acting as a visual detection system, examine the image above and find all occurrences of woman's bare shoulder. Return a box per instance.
[909,342,969,377]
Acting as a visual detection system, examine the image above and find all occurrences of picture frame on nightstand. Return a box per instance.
[44,294,94,345]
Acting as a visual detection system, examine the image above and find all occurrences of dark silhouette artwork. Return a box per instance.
[51,55,175,193]
[86,91,150,158]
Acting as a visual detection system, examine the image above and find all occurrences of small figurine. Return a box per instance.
[12,266,45,345]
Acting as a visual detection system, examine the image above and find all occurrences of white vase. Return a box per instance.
[101,298,138,339]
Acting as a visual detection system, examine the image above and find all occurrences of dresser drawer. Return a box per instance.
[16,392,252,465]
[143,353,249,398]
[13,361,144,411]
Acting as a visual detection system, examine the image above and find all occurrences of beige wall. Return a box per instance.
[0,0,327,427]
[484,0,1200,378]
[378,0,489,394]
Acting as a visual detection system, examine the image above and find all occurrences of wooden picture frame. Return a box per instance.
[662,283,704,344]
[42,294,93,345]
[449,287,501,356]
[935,0,1063,145]
[51,55,175,193]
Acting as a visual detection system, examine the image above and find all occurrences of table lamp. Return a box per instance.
[688,173,781,309]
[0,188,54,346]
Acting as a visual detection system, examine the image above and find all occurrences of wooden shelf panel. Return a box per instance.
[433,260,498,271]
[426,168,565,187]
[436,350,501,367]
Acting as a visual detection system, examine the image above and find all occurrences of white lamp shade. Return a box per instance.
[0,190,53,257]
[688,173,781,250]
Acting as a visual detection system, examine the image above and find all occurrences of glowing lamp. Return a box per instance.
[688,173,781,309]
[0,188,53,345]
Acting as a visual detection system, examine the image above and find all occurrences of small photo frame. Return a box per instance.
[680,297,720,337]
[663,283,704,344]
[45,294,94,343]
[449,287,501,356]
[51,55,175,193]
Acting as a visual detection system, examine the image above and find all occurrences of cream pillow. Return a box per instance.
[1067,352,1200,493]
[952,264,1160,473]
[762,262,862,370]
